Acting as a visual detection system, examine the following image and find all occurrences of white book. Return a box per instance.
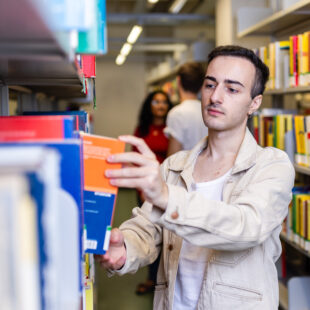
[0,174,40,310]
[0,146,61,310]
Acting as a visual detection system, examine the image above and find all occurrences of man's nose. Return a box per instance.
[210,85,223,104]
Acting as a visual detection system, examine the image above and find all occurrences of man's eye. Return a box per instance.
[227,87,238,93]
[205,84,215,89]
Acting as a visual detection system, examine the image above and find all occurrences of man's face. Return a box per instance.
[201,56,259,132]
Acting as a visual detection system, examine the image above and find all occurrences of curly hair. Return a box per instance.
[137,90,173,137]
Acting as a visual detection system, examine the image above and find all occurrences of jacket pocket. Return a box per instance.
[210,248,252,266]
[213,281,263,302]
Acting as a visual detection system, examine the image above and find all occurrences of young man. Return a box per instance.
[99,46,295,310]
[164,62,209,155]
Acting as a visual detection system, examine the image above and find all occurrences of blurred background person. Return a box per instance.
[165,62,208,156]
[133,89,172,295]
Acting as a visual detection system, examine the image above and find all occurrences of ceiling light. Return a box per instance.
[116,54,126,66]
[127,25,143,44]
[120,43,132,56]
[169,0,187,13]
[148,0,159,3]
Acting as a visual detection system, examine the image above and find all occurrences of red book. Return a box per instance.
[82,55,96,78]
[0,116,75,141]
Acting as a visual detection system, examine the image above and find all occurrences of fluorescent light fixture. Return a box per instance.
[116,54,126,66]
[120,43,132,56]
[127,25,143,44]
[169,0,187,13]
[148,0,159,3]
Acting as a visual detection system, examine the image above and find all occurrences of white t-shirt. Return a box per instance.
[173,169,232,310]
[164,99,208,150]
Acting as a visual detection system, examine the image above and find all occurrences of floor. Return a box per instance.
[95,188,154,310]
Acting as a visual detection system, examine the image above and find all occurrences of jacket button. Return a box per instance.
[171,211,179,219]
[168,244,173,251]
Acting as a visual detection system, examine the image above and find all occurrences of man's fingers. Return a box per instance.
[109,178,142,188]
[108,151,156,166]
[118,135,156,159]
[106,166,152,179]
[110,228,124,246]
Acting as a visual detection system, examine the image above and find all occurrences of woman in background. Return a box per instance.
[133,89,172,294]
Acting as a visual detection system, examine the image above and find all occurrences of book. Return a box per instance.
[0,174,41,310]
[0,146,61,310]
[77,0,107,54]
[23,111,89,132]
[0,116,75,141]
[1,140,84,296]
[80,133,125,254]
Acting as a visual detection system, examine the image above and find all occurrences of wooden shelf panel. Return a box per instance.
[237,0,310,38]
[281,233,310,259]
[294,164,310,176]
[265,86,310,95]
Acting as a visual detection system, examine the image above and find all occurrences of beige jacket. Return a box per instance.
[115,128,295,310]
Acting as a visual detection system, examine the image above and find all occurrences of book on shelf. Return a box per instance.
[0,115,76,141]
[282,186,310,253]
[0,116,87,295]
[80,133,125,254]
[0,146,61,310]
[77,0,107,54]
[0,174,41,310]
[254,29,310,90]
[81,55,96,78]
[23,111,89,132]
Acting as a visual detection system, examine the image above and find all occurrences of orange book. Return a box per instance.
[80,133,125,254]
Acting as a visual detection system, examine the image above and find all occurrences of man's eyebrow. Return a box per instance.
[225,79,245,88]
[205,76,216,82]
[205,76,245,88]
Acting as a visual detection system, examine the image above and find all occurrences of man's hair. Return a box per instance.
[177,62,205,94]
[207,45,269,99]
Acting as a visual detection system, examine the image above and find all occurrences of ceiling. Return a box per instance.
[104,0,215,65]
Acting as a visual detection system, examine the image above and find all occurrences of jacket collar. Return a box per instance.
[168,128,258,188]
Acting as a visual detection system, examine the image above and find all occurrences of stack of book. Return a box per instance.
[0,112,124,310]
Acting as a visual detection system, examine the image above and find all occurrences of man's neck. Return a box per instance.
[193,126,246,183]
[205,126,246,160]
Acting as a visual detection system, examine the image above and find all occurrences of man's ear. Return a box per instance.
[248,94,262,116]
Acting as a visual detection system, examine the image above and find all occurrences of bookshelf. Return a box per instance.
[0,1,104,309]
[237,0,310,38]
[237,1,310,309]
[0,0,85,115]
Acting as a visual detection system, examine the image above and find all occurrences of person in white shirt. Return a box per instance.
[164,62,209,155]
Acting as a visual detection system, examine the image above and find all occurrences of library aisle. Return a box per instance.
[95,188,153,310]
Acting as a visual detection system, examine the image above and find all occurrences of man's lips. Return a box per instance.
[207,108,224,115]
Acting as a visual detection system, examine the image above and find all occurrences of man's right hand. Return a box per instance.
[97,228,127,270]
